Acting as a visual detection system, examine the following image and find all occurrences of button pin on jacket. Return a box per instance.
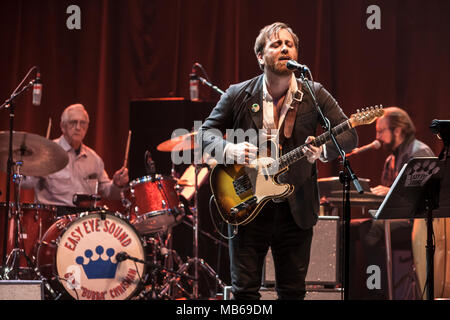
[251,103,260,113]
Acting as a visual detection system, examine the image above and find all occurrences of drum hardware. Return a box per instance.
[1,70,35,275]
[4,161,36,279]
[155,133,225,298]
[146,230,185,299]
[0,127,69,277]
[0,162,60,299]
[173,163,225,299]
[117,233,193,300]
[181,217,228,249]
[117,249,195,299]
[72,193,102,208]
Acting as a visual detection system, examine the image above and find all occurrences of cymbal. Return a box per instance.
[0,131,69,177]
[157,131,198,152]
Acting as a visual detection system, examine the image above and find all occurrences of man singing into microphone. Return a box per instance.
[198,22,357,300]
[22,103,129,214]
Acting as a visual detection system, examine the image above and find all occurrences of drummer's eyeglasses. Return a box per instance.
[67,120,89,128]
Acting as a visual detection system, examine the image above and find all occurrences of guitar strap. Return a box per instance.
[281,82,304,143]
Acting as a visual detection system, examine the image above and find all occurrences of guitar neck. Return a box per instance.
[275,119,353,170]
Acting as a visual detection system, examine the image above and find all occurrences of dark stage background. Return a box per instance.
[1,0,450,290]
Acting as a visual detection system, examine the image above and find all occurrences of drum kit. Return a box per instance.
[0,130,225,300]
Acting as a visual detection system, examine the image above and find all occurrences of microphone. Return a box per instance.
[286,60,310,73]
[346,140,381,157]
[32,72,42,106]
[144,150,156,175]
[116,252,129,262]
[189,66,199,101]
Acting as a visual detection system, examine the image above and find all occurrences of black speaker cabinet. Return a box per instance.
[129,98,215,179]
[262,216,340,286]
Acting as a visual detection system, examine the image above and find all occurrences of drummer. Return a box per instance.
[22,103,129,214]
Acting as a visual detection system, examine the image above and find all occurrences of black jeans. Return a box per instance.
[228,200,313,300]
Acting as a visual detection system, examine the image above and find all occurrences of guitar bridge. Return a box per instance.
[230,196,257,215]
[233,174,253,195]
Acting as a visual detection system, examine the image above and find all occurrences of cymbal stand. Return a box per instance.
[1,66,38,277]
[3,162,59,298]
[175,163,225,299]
[4,161,34,278]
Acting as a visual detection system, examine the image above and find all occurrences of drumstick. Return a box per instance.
[46,117,52,139]
[123,130,131,168]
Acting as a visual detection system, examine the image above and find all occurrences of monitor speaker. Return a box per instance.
[262,216,340,286]
[0,280,44,300]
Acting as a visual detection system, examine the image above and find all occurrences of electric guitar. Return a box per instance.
[209,106,384,226]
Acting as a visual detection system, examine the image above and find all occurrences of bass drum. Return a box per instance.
[35,211,146,300]
[412,217,450,298]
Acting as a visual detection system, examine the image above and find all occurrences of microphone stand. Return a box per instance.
[0,73,38,278]
[119,253,195,280]
[298,71,362,301]
[194,75,225,96]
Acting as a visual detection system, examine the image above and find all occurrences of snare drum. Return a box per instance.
[35,211,146,300]
[123,175,184,234]
[0,202,56,270]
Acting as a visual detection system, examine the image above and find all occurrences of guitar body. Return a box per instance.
[210,157,294,226]
[208,106,384,226]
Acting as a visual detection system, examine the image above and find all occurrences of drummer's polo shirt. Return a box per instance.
[23,135,122,207]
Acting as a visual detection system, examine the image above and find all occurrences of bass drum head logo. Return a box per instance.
[56,212,145,300]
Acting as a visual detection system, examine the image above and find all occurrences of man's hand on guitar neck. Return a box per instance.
[302,136,323,164]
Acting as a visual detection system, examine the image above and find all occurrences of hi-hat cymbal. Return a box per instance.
[0,131,69,177]
[157,132,198,152]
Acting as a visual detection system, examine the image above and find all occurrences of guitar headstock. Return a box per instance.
[349,105,385,128]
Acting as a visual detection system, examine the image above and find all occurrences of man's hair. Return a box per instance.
[254,22,299,71]
[61,103,90,123]
[383,106,416,140]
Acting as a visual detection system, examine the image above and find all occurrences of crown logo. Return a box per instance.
[75,245,118,279]
[405,160,440,188]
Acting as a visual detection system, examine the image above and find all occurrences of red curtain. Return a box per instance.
[1,0,449,197]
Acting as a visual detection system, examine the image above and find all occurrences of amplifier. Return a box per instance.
[0,280,44,300]
[262,216,340,286]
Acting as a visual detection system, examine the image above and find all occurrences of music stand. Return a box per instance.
[370,157,444,300]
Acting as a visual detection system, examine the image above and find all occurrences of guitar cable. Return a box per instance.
[208,195,238,240]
